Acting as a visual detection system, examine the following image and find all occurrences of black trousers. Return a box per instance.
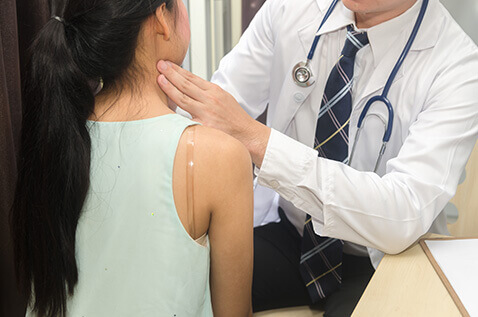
[252,209,375,316]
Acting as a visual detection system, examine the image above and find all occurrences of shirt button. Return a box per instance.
[270,180,280,189]
[294,93,305,103]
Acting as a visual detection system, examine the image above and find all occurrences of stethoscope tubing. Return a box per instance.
[300,0,429,172]
[307,0,340,61]
[382,0,429,98]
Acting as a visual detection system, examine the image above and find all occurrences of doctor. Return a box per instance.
[157,0,478,315]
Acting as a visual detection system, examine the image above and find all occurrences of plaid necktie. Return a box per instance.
[299,26,369,302]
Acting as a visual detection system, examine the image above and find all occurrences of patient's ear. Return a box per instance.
[154,4,171,41]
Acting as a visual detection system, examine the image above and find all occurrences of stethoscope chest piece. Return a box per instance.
[293,61,315,87]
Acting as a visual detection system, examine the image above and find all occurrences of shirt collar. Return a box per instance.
[316,1,355,37]
[364,0,423,67]
[316,0,424,67]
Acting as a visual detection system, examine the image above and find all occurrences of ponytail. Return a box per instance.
[11,1,177,315]
[12,16,94,317]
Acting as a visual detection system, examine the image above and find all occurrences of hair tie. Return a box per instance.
[95,77,104,95]
[51,16,65,24]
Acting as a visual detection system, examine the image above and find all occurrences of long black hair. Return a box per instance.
[11,0,176,316]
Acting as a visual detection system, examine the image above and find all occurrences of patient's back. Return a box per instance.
[26,112,253,317]
[65,114,211,316]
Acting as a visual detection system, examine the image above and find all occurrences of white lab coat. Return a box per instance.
[212,0,478,267]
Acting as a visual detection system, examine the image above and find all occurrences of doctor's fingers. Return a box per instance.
[158,75,205,119]
[157,61,207,102]
[161,61,211,91]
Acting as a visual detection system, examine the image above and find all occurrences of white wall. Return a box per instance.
[183,0,242,80]
[441,0,478,45]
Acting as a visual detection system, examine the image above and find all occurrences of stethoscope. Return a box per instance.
[293,0,429,172]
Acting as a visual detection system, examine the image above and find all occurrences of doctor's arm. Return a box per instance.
[158,49,478,255]
[256,55,478,254]
[157,58,475,256]
[156,6,478,254]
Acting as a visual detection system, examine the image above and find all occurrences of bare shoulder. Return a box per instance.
[173,124,252,237]
[192,125,252,172]
[176,125,252,214]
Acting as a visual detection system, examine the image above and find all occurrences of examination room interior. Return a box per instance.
[1,0,477,316]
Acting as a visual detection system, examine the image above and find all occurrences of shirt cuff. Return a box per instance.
[255,129,326,225]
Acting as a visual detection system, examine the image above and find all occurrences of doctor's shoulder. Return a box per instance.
[431,5,478,72]
[411,4,478,112]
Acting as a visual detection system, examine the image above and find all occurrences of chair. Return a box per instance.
[447,142,478,237]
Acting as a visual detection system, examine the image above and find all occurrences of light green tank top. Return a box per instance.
[49,114,211,316]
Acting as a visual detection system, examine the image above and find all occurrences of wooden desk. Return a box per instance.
[352,236,461,316]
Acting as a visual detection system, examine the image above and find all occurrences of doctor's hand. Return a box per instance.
[157,60,271,167]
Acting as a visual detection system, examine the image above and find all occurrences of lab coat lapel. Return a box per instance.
[272,5,323,132]
[299,0,354,55]
[275,0,352,133]
[298,16,322,57]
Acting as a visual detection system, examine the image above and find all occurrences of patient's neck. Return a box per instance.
[92,63,174,122]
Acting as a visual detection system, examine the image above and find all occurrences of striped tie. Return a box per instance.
[300,26,369,302]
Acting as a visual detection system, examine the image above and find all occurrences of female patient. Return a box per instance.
[11,0,253,316]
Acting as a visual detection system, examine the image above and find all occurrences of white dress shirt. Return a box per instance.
[212,0,478,267]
